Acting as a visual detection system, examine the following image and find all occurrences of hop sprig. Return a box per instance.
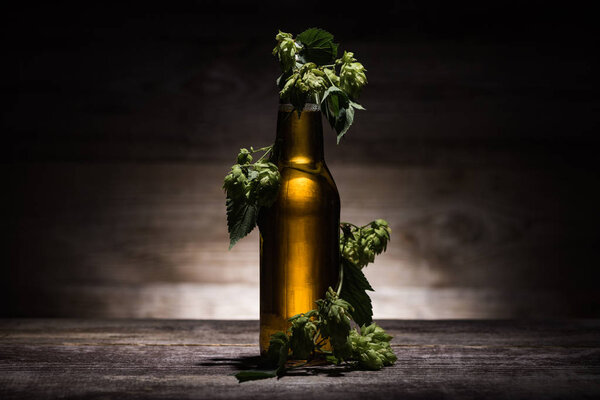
[241,292,396,382]
[336,219,391,327]
[279,63,329,113]
[223,146,280,248]
[341,219,391,269]
[273,28,367,143]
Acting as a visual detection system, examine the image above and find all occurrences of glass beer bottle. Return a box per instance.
[258,103,340,353]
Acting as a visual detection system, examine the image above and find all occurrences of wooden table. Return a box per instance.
[1,319,599,399]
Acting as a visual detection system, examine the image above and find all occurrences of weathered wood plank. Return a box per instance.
[0,344,599,399]
[3,1,600,324]
[2,319,600,348]
[0,320,599,399]
[5,163,600,319]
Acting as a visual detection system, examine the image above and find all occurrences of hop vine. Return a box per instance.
[223,146,279,249]
[273,28,368,143]
[224,29,396,382]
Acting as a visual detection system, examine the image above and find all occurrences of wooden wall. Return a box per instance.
[3,1,599,318]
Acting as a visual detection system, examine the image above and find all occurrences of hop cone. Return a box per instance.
[223,164,248,200]
[273,31,297,73]
[253,162,281,207]
[339,51,367,100]
[236,148,253,165]
[349,323,397,370]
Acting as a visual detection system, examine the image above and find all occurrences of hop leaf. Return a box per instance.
[225,197,258,249]
[339,259,374,327]
[234,370,277,383]
[320,86,354,144]
[296,28,338,65]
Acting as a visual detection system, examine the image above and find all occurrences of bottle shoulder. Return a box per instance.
[277,164,338,200]
[277,162,336,184]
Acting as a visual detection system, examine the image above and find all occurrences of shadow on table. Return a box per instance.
[198,356,357,377]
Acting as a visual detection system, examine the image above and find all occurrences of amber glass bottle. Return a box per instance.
[258,103,340,353]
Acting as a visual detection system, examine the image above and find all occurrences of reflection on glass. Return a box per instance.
[259,106,340,353]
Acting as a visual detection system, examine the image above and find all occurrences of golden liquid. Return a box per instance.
[258,105,340,353]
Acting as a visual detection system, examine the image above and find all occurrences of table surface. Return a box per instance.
[1,319,599,399]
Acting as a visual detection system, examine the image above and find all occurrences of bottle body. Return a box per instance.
[258,104,340,353]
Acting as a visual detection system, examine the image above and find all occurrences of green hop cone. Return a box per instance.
[252,162,281,207]
[266,331,290,374]
[237,148,253,165]
[341,235,361,266]
[361,322,393,342]
[349,323,397,370]
[338,50,356,65]
[302,68,328,101]
[339,51,367,101]
[340,220,391,269]
[273,31,297,73]
[364,220,391,255]
[283,63,323,107]
[288,315,317,360]
[295,78,309,94]
[316,288,354,360]
[279,73,299,99]
[280,70,311,112]
[223,164,248,200]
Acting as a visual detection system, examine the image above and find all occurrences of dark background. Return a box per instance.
[2,1,599,318]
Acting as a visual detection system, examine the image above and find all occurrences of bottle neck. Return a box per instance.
[274,104,324,165]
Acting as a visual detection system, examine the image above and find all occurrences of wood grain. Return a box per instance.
[1,319,599,399]
[3,2,600,319]
[4,161,600,318]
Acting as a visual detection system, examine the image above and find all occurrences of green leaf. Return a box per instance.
[226,197,258,249]
[234,370,277,383]
[335,106,354,144]
[350,99,366,110]
[325,355,340,364]
[276,340,289,376]
[296,28,338,65]
[339,259,374,327]
[320,86,366,143]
